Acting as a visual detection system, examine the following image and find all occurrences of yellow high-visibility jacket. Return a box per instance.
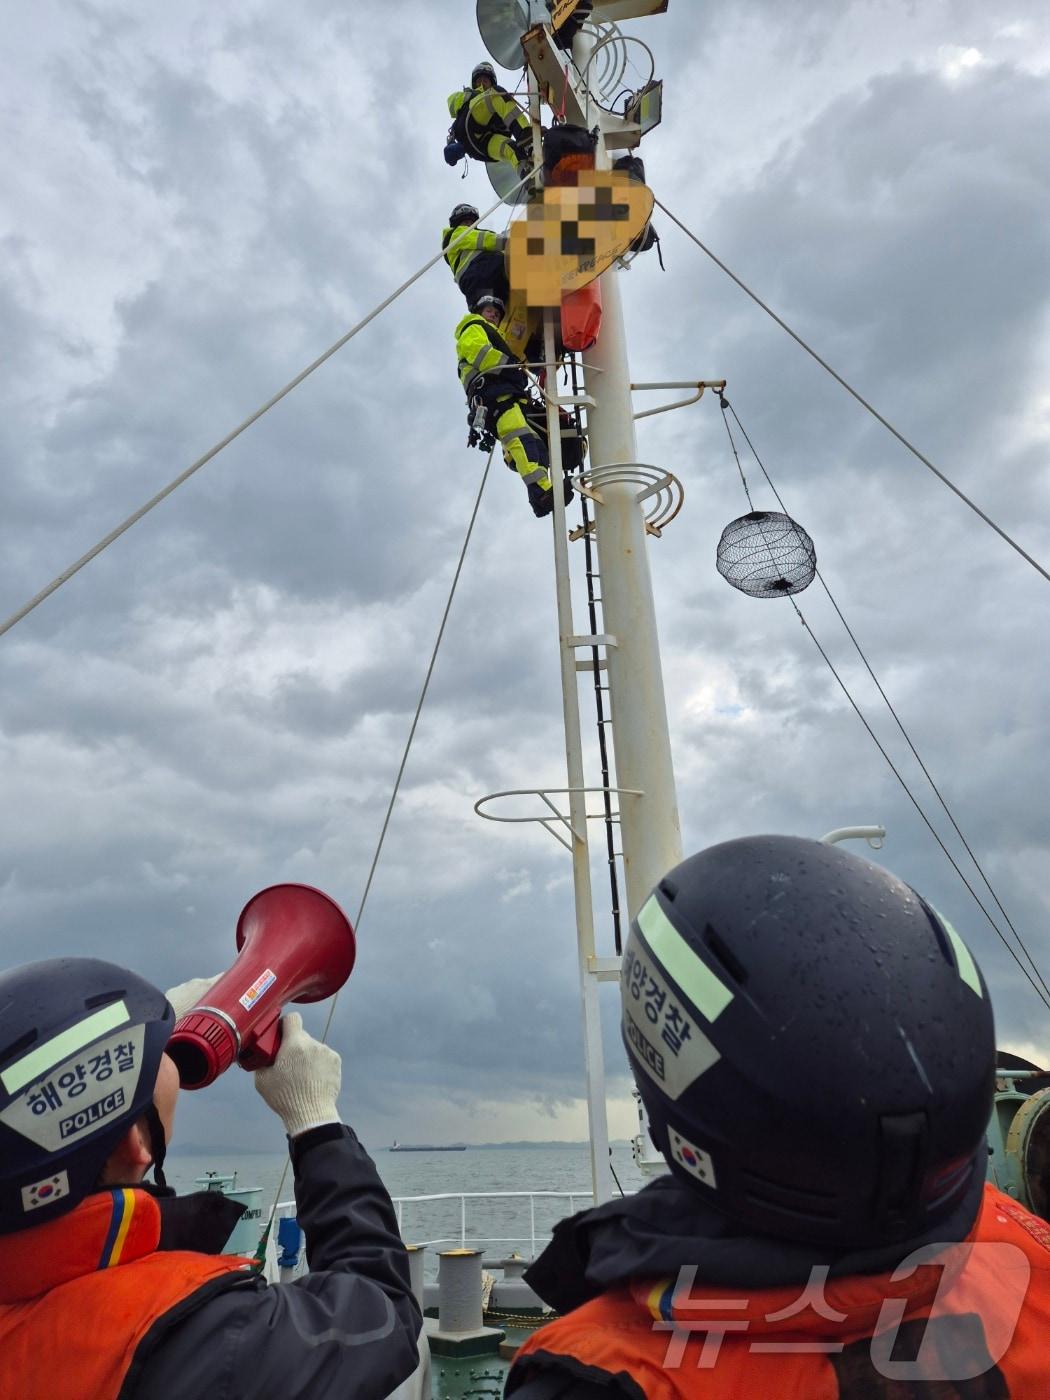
[447,85,530,158]
[442,225,507,287]
[455,313,525,397]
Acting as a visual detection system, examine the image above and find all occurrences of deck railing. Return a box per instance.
[272,1188,592,1268]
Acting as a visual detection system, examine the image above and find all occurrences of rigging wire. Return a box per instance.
[265,443,495,1238]
[718,405,1050,1013]
[653,196,1050,589]
[791,604,1050,1016]
[721,399,1050,1007]
[0,167,540,642]
[319,445,494,1043]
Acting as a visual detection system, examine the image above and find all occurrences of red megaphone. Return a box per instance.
[167,883,355,1090]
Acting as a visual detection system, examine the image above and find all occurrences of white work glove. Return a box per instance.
[165,974,223,1020]
[254,1012,342,1139]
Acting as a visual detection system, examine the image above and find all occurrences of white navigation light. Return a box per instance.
[477,0,549,70]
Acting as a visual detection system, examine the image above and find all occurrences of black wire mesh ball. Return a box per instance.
[716,510,816,598]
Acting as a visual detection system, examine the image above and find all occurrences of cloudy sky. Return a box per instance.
[2,0,1049,1159]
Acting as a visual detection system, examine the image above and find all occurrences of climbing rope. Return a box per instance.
[720,401,1050,1014]
[0,169,540,641]
[654,196,1050,589]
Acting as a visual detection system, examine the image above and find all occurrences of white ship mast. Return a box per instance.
[478,0,684,1204]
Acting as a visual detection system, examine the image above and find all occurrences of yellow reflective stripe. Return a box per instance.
[452,232,501,276]
[453,249,482,281]
[636,896,733,1023]
[501,424,539,445]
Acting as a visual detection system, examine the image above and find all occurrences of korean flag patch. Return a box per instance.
[21,1170,70,1213]
[669,1128,717,1189]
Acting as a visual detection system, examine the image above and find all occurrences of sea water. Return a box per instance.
[166,1142,650,1273]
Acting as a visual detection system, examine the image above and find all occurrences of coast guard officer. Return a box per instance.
[0,958,421,1399]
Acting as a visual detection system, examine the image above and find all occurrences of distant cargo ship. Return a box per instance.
[389,1140,467,1152]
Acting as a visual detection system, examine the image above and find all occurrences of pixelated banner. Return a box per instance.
[508,171,655,305]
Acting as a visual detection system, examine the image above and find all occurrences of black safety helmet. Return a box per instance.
[449,203,480,228]
[0,958,174,1234]
[623,836,996,1249]
[473,294,506,318]
[471,61,497,88]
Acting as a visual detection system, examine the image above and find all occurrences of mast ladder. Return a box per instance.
[569,353,624,956]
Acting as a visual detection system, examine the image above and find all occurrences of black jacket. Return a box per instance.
[120,1124,421,1400]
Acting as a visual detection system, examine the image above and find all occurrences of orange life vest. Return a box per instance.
[512,1184,1050,1397]
[0,1187,251,1400]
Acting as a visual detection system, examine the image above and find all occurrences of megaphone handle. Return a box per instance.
[238,1008,283,1070]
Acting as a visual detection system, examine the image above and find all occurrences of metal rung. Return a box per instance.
[553,392,597,409]
[575,658,608,672]
[567,634,617,649]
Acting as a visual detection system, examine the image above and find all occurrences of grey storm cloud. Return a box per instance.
[2,0,1050,1152]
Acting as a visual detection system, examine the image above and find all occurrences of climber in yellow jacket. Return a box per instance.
[455,296,571,520]
[445,62,532,170]
[442,204,509,310]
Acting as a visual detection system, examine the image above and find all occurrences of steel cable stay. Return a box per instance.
[262,443,495,1244]
[792,605,1050,1018]
[722,399,1050,1006]
[0,163,543,642]
[653,195,1050,590]
[718,402,1050,1014]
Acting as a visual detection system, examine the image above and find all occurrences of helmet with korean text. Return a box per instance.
[0,958,174,1233]
[624,835,995,1248]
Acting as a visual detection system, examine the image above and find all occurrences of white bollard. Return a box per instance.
[436,1248,483,1333]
